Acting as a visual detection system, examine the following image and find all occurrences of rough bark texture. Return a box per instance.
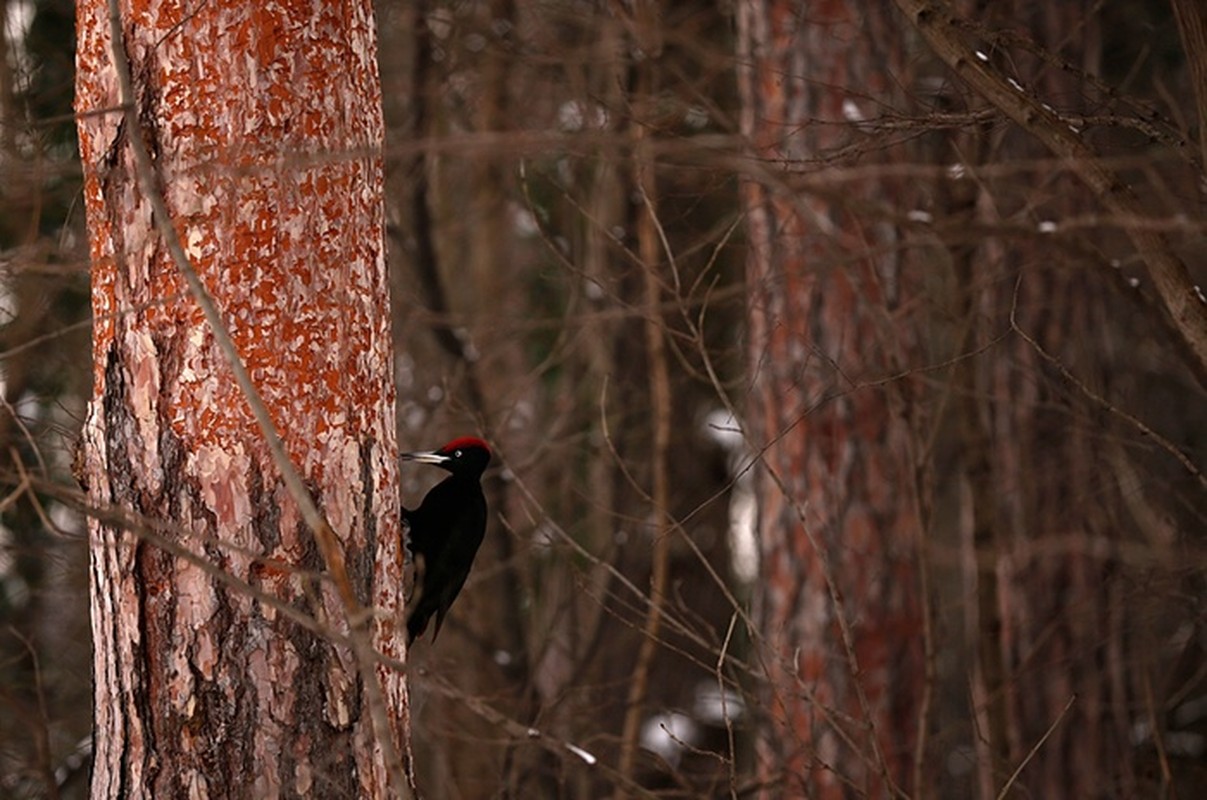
[737,1,926,796]
[74,1,405,797]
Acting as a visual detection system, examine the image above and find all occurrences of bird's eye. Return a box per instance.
[454,449,462,458]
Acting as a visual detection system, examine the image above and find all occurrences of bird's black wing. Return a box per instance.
[404,477,486,643]
[405,478,457,563]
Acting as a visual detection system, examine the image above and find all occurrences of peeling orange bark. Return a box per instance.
[737,2,926,797]
[75,2,405,797]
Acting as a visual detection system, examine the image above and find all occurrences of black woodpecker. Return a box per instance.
[402,436,491,644]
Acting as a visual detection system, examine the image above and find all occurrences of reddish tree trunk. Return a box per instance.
[75,1,406,796]
[737,1,927,796]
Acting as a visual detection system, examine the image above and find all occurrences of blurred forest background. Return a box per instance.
[2,0,1207,797]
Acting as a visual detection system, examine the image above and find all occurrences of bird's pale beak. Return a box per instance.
[402,450,450,465]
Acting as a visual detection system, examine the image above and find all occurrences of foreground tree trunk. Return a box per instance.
[737,2,927,797]
[75,1,405,796]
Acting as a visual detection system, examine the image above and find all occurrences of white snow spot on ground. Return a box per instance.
[640,712,698,766]
[693,683,746,724]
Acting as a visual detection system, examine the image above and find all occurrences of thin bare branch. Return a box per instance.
[896,0,1207,379]
[995,695,1077,800]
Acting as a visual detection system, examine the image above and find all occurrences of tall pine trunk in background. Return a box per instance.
[74,1,406,796]
[737,2,927,796]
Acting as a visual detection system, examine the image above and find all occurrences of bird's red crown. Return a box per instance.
[439,436,491,456]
